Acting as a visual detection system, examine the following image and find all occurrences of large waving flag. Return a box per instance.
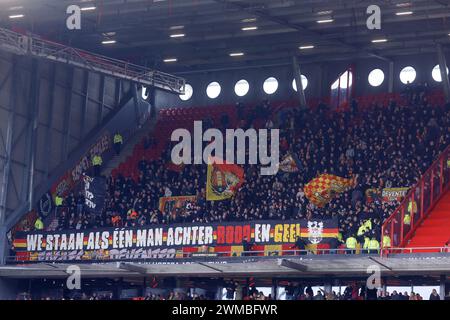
[206,157,245,201]
[278,153,302,173]
[304,174,355,207]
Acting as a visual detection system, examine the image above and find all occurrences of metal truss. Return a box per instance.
[0,27,185,94]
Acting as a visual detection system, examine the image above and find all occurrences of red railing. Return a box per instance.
[381,145,450,251]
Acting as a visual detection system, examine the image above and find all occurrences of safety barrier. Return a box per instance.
[381,145,450,250]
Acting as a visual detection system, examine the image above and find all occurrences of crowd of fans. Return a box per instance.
[16,286,443,300]
[46,96,450,249]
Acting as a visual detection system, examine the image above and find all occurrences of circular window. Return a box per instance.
[141,86,149,100]
[399,66,417,84]
[292,75,308,91]
[179,84,193,101]
[206,82,221,99]
[263,77,279,95]
[432,64,449,82]
[368,69,385,87]
[234,79,250,97]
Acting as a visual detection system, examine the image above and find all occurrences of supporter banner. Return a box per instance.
[38,192,53,218]
[382,187,409,202]
[366,187,409,203]
[83,175,107,215]
[206,158,245,201]
[304,174,355,207]
[159,195,197,214]
[13,218,338,262]
[278,153,301,173]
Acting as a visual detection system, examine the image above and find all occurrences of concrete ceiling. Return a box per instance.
[0,0,450,73]
[2,253,450,279]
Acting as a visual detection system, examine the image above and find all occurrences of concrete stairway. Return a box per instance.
[102,115,158,177]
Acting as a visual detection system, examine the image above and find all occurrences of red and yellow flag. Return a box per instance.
[206,158,245,201]
[304,174,355,207]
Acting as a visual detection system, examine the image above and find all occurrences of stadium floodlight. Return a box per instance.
[396,2,412,7]
[170,33,185,38]
[299,45,315,50]
[396,11,413,16]
[372,39,388,43]
[9,14,24,19]
[170,25,184,30]
[242,26,258,31]
[164,58,178,63]
[229,52,244,57]
[317,10,333,15]
[81,6,97,11]
[102,40,116,44]
[317,19,334,23]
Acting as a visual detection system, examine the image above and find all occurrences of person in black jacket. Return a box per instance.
[225,280,236,300]
[429,289,441,301]
[292,236,307,255]
[328,235,342,254]
[242,237,253,256]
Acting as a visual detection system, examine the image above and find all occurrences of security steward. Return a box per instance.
[113,132,123,155]
[34,217,44,231]
[368,237,380,254]
[345,234,357,254]
[92,154,103,176]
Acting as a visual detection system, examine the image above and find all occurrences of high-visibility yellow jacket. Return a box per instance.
[383,235,391,248]
[364,219,372,230]
[114,134,123,144]
[408,201,417,214]
[357,225,366,236]
[363,237,371,250]
[34,218,44,230]
[403,214,411,225]
[346,237,357,249]
[92,155,103,166]
[55,196,63,206]
[368,239,380,250]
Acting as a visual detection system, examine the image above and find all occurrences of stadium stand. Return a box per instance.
[43,92,450,254]
[2,0,450,303]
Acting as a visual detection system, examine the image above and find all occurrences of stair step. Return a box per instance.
[419,220,450,226]
[404,190,450,249]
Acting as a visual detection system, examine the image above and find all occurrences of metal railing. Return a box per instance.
[381,145,450,251]
[0,27,185,94]
[381,246,450,254]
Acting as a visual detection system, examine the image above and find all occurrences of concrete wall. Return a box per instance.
[154,52,449,109]
[0,50,130,222]
[0,278,19,300]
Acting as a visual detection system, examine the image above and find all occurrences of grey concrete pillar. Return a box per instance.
[437,44,450,103]
[292,56,307,109]
[388,61,394,94]
[440,274,446,301]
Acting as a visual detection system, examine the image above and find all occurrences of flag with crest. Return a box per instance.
[206,157,245,201]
